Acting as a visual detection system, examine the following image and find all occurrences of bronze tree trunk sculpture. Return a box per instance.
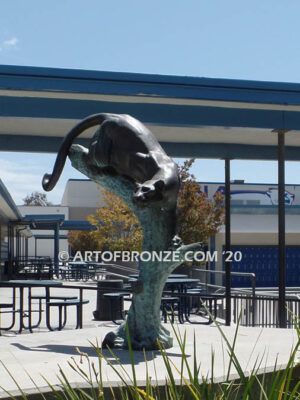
[42,113,201,350]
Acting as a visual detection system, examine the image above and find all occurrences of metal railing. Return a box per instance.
[190,268,300,328]
[231,293,300,328]
[13,257,53,280]
[192,267,256,298]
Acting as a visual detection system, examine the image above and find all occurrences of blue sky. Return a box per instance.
[1,0,300,204]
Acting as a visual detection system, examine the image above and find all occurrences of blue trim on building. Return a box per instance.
[198,181,300,187]
[68,179,300,187]
[2,64,300,105]
[0,96,294,129]
[2,95,300,131]
[0,134,90,153]
[22,214,95,231]
[231,204,300,209]
[3,65,300,160]
[34,234,67,239]
[231,205,300,215]
[23,214,65,230]
[3,135,300,160]
[61,220,97,231]
[24,214,65,220]
[162,142,300,160]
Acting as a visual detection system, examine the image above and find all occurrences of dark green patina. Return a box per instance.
[42,113,201,350]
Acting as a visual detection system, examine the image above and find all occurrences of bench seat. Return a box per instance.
[31,295,78,300]
[0,303,18,332]
[47,299,89,306]
[46,299,89,331]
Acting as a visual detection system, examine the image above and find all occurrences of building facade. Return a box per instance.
[18,205,69,258]
[202,182,300,287]
[61,179,300,288]
[61,179,103,220]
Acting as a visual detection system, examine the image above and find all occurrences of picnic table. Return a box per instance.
[0,280,62,333]
[59,262,106,281]
[0,280,90,332]
[128,277,200,323]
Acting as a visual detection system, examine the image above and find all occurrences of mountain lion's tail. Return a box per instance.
[42,113,115,191]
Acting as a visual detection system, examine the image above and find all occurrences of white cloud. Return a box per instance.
[3,37,18,47]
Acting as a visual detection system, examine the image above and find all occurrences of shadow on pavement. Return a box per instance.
[10,342,187,365]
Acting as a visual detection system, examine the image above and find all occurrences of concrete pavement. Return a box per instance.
[0,282,299,398]
[0,321,298,398]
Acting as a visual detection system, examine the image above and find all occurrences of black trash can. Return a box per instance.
[93,279,124,320]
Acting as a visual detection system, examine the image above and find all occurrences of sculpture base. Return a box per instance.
[101,322,173,350]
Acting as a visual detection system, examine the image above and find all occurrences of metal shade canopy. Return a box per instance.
[0,64,300,159]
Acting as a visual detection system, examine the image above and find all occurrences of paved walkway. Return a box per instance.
[0,282,298,398]
[0,323,298,397]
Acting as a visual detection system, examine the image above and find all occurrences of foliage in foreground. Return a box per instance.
[1,314,300,400]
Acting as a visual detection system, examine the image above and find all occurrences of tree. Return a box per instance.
[67,230,99,253]
[177,159,225,244]
[87,190,143,252]
[23,192,52,206]
[67,190,142,253]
